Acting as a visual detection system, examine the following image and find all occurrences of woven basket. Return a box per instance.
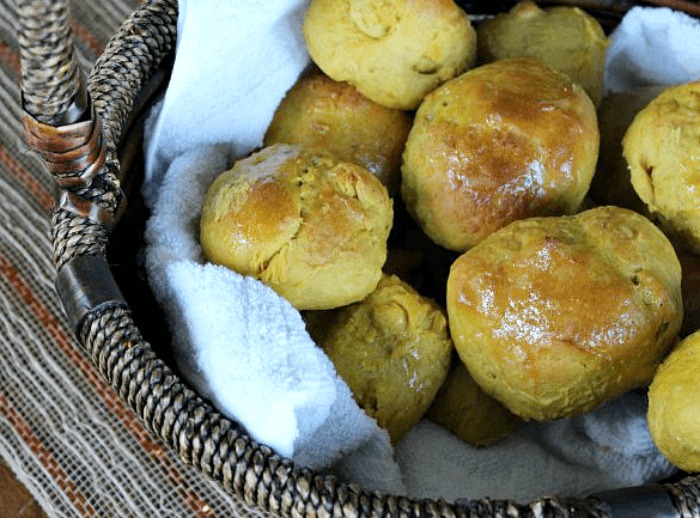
[15,0,700,516]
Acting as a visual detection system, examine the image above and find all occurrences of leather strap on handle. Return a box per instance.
[16,0,121,230]
[22,103,106,189]
[16,0,126,340]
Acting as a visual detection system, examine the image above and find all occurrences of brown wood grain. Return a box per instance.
[0,459,48,518]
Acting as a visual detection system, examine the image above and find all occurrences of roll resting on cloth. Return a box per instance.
[141,0,700,503]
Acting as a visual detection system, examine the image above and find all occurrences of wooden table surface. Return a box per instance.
[0,459,47,518]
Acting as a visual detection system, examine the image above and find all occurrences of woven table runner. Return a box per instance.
[0,1,255,516]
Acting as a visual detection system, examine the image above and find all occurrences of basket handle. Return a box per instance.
[16,0,118,235]
[16,0,177,333]
[16,0,86,124]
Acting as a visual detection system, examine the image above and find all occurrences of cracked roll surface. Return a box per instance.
[476,0,608,106]
[623,81,700,254]
[200,144,393,310]
[401,57,599,252]
[446,206,682,421]
[306,274,453,443]
[302,0,477,110]
[264,71,412,194]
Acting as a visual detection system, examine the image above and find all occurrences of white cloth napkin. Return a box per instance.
[141,1,700,503]
[140,0,404,495]
[143,0,311,202]
[603,5,700,94]
[142,125,405,495]
[395,391,677,503]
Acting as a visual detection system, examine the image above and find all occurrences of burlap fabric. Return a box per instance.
[0,1,269,516]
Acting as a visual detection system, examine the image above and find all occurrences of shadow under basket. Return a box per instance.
[16,0,700,516]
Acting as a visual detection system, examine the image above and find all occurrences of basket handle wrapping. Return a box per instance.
[16,0,177,326]
[16,0,113,219]
[16,0,85,124]
[15,0,700,517]
[15,0,125,337]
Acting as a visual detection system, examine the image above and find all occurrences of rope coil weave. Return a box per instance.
[16,0,83,124]
[14,0,700,516]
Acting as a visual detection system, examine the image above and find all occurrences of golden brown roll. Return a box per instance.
[264,71,412,194]
[589,86,664,213]
[302,0,477,110]
[200,144,393,310]
[476,0,608,106]
[401,57,599,252]
[446,206,683,421]
[308,274,453,444]
[427,361,524,447]
[623,81,700,254]
[648,330,700,472]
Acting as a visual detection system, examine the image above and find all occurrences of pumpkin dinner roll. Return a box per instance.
[302,0,477,110]
[648,329,700,472]
[306,274,453,444]
[427,361,524,447]
[446,206,682,421]
[200,144,393,310]
[402,57,599,251]
[476,0,608,106]
[264,70,412,194]
[623,81,700,255]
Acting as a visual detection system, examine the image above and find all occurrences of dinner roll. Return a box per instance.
[302,0,477,110]
[264,70,412,194]
[446,206,682,421]
[402,57,599,251]
[427,361,524,447]
[476,0,608,106]
[623,81,700,254]
[648,330,700,472]
[200,144,393,310]
[307,274,453,443]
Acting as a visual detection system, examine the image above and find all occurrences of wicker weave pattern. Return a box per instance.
[77,300,610,518]
[89,0,177,178]
[14,0,700,516]
[16,0,82,124]
[666,477,700,518]
[47,0,176,270]
[51,210,109,270]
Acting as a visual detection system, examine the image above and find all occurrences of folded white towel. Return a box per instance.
[395,391,677,503]
[141,1,699,504]
[603,5,700,94]
[142,142,403,492]
[143,0,312,201]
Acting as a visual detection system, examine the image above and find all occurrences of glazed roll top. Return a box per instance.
[446,206,682,421]
[200,144,394,310]
[402,57,599,252]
